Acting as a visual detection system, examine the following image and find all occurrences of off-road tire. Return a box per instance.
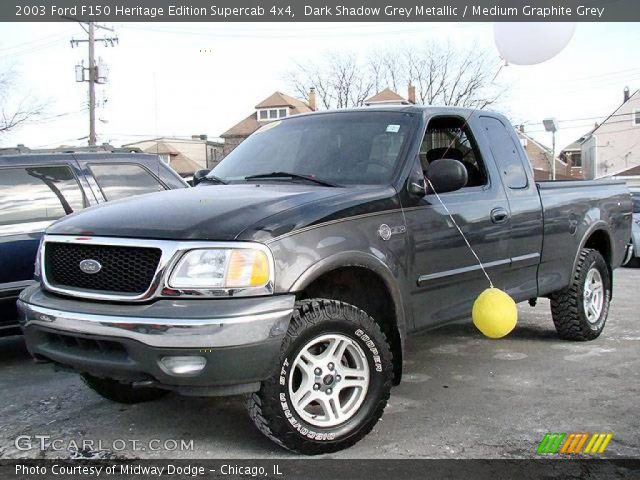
[247,299,393,455]
[550,248,611,341]
[82,374,169,404]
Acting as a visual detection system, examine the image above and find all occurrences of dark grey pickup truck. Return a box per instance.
[18,107,632,454]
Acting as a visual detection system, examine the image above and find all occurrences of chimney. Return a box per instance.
[624,86,630,103]
[408,84,416,104]
[308,87,317,111]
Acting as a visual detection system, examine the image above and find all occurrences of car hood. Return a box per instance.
[47,184,399,242]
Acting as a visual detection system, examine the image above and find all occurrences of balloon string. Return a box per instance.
[425,177,494,289]
[422,61,506,290]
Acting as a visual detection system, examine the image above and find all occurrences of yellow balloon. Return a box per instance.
[472,288,518,339]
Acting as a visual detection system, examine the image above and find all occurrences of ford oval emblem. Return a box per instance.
[79,259,102,275]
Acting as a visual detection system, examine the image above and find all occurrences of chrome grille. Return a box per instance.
[44,242,161,295]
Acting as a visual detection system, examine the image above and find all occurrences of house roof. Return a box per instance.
[222,91,312,139]
[255,91,313,112]
[365,88,410,105]
[138,141,201,176]
[221,113,261,138]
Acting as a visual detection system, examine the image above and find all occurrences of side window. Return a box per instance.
[420,117,487,188]
[89,163,165,201]
[481,116,528,189]
[0,165,86,226]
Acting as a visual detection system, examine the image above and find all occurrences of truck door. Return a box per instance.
[479,116,543,302]
[402,114,512,330]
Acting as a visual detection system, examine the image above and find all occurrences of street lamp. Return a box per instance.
[543,118,559,180]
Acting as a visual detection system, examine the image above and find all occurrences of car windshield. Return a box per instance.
[210,111,416,186]
[633,193,640,214]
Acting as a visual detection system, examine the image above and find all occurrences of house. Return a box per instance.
[558,138,586,179]
[123,135,223,177]
[515,126,575,180]
[220,90,316,157]
[568,87,640,181]
[364,85,416,106]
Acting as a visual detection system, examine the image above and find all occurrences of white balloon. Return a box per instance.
[494,22,577,65]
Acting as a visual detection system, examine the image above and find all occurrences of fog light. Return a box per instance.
[159,356,207,376]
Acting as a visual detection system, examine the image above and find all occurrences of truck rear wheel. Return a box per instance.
[247,299,393,455]
[81,374,169,404]
[550,248,611,341]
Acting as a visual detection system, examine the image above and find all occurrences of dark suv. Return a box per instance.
[0,153,187,335]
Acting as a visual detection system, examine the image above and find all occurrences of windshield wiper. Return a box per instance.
[199,175,227,185]
[244,171,340,187]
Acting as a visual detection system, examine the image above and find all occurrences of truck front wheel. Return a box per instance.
[550,248,611,341]
[81,374,169,404]
[247,299,393,454]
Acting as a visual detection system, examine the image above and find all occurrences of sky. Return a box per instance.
[1,21,639,152]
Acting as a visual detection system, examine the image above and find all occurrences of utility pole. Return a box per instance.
[71,22,118,147]
[88,22,96,146]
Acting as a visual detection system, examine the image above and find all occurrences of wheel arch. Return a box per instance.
[290,252,406,385]
[574,225,614,289]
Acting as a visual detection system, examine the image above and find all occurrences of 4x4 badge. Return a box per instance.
[378,224,406,241]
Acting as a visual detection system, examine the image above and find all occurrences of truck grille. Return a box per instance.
[44,242,162,295]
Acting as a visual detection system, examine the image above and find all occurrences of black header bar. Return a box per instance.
[3,1,640,22]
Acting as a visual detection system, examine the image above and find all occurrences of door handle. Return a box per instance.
[491,207,510,224]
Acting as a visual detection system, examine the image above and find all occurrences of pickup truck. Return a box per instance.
[18,107,632,455]
[0,153,188,336]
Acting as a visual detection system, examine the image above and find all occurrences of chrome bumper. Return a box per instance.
[17,292,295,349]
[623,242,634,265]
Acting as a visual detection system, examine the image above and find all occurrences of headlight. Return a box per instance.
[168,248,271,290]
[34,237,44,281]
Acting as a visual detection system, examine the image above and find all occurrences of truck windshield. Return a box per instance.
[210,111,416,186]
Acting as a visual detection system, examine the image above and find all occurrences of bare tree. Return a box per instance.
[288,41,507,110]
[0,68,45,135]
[289,52,374,109]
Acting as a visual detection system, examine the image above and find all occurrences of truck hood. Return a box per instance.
[47,184,399,242]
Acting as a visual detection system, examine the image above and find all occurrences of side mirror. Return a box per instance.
[192,169,211,186]
[426,159,468,194]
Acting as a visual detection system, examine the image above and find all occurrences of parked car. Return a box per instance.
[0,153,188,335]
[624,188,640,267]
[18,107,632,454]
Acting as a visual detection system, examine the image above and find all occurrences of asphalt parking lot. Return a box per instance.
[1,267,638,460]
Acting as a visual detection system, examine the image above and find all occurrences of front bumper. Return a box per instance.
[18,286,295,394]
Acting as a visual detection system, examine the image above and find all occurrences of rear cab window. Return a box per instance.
[89,163,165,201]
[0,165,86,229]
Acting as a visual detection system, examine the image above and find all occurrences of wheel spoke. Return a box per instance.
[292,388,315,410]
[339,376,368,390]
[317,396,339,423]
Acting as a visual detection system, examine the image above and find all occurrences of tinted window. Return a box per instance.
[89,163,165,201]
[481,116,528,189]
[633,193,640,214]
[420,116,487,188]
[211,112,415,186]
[0,165,86,226]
